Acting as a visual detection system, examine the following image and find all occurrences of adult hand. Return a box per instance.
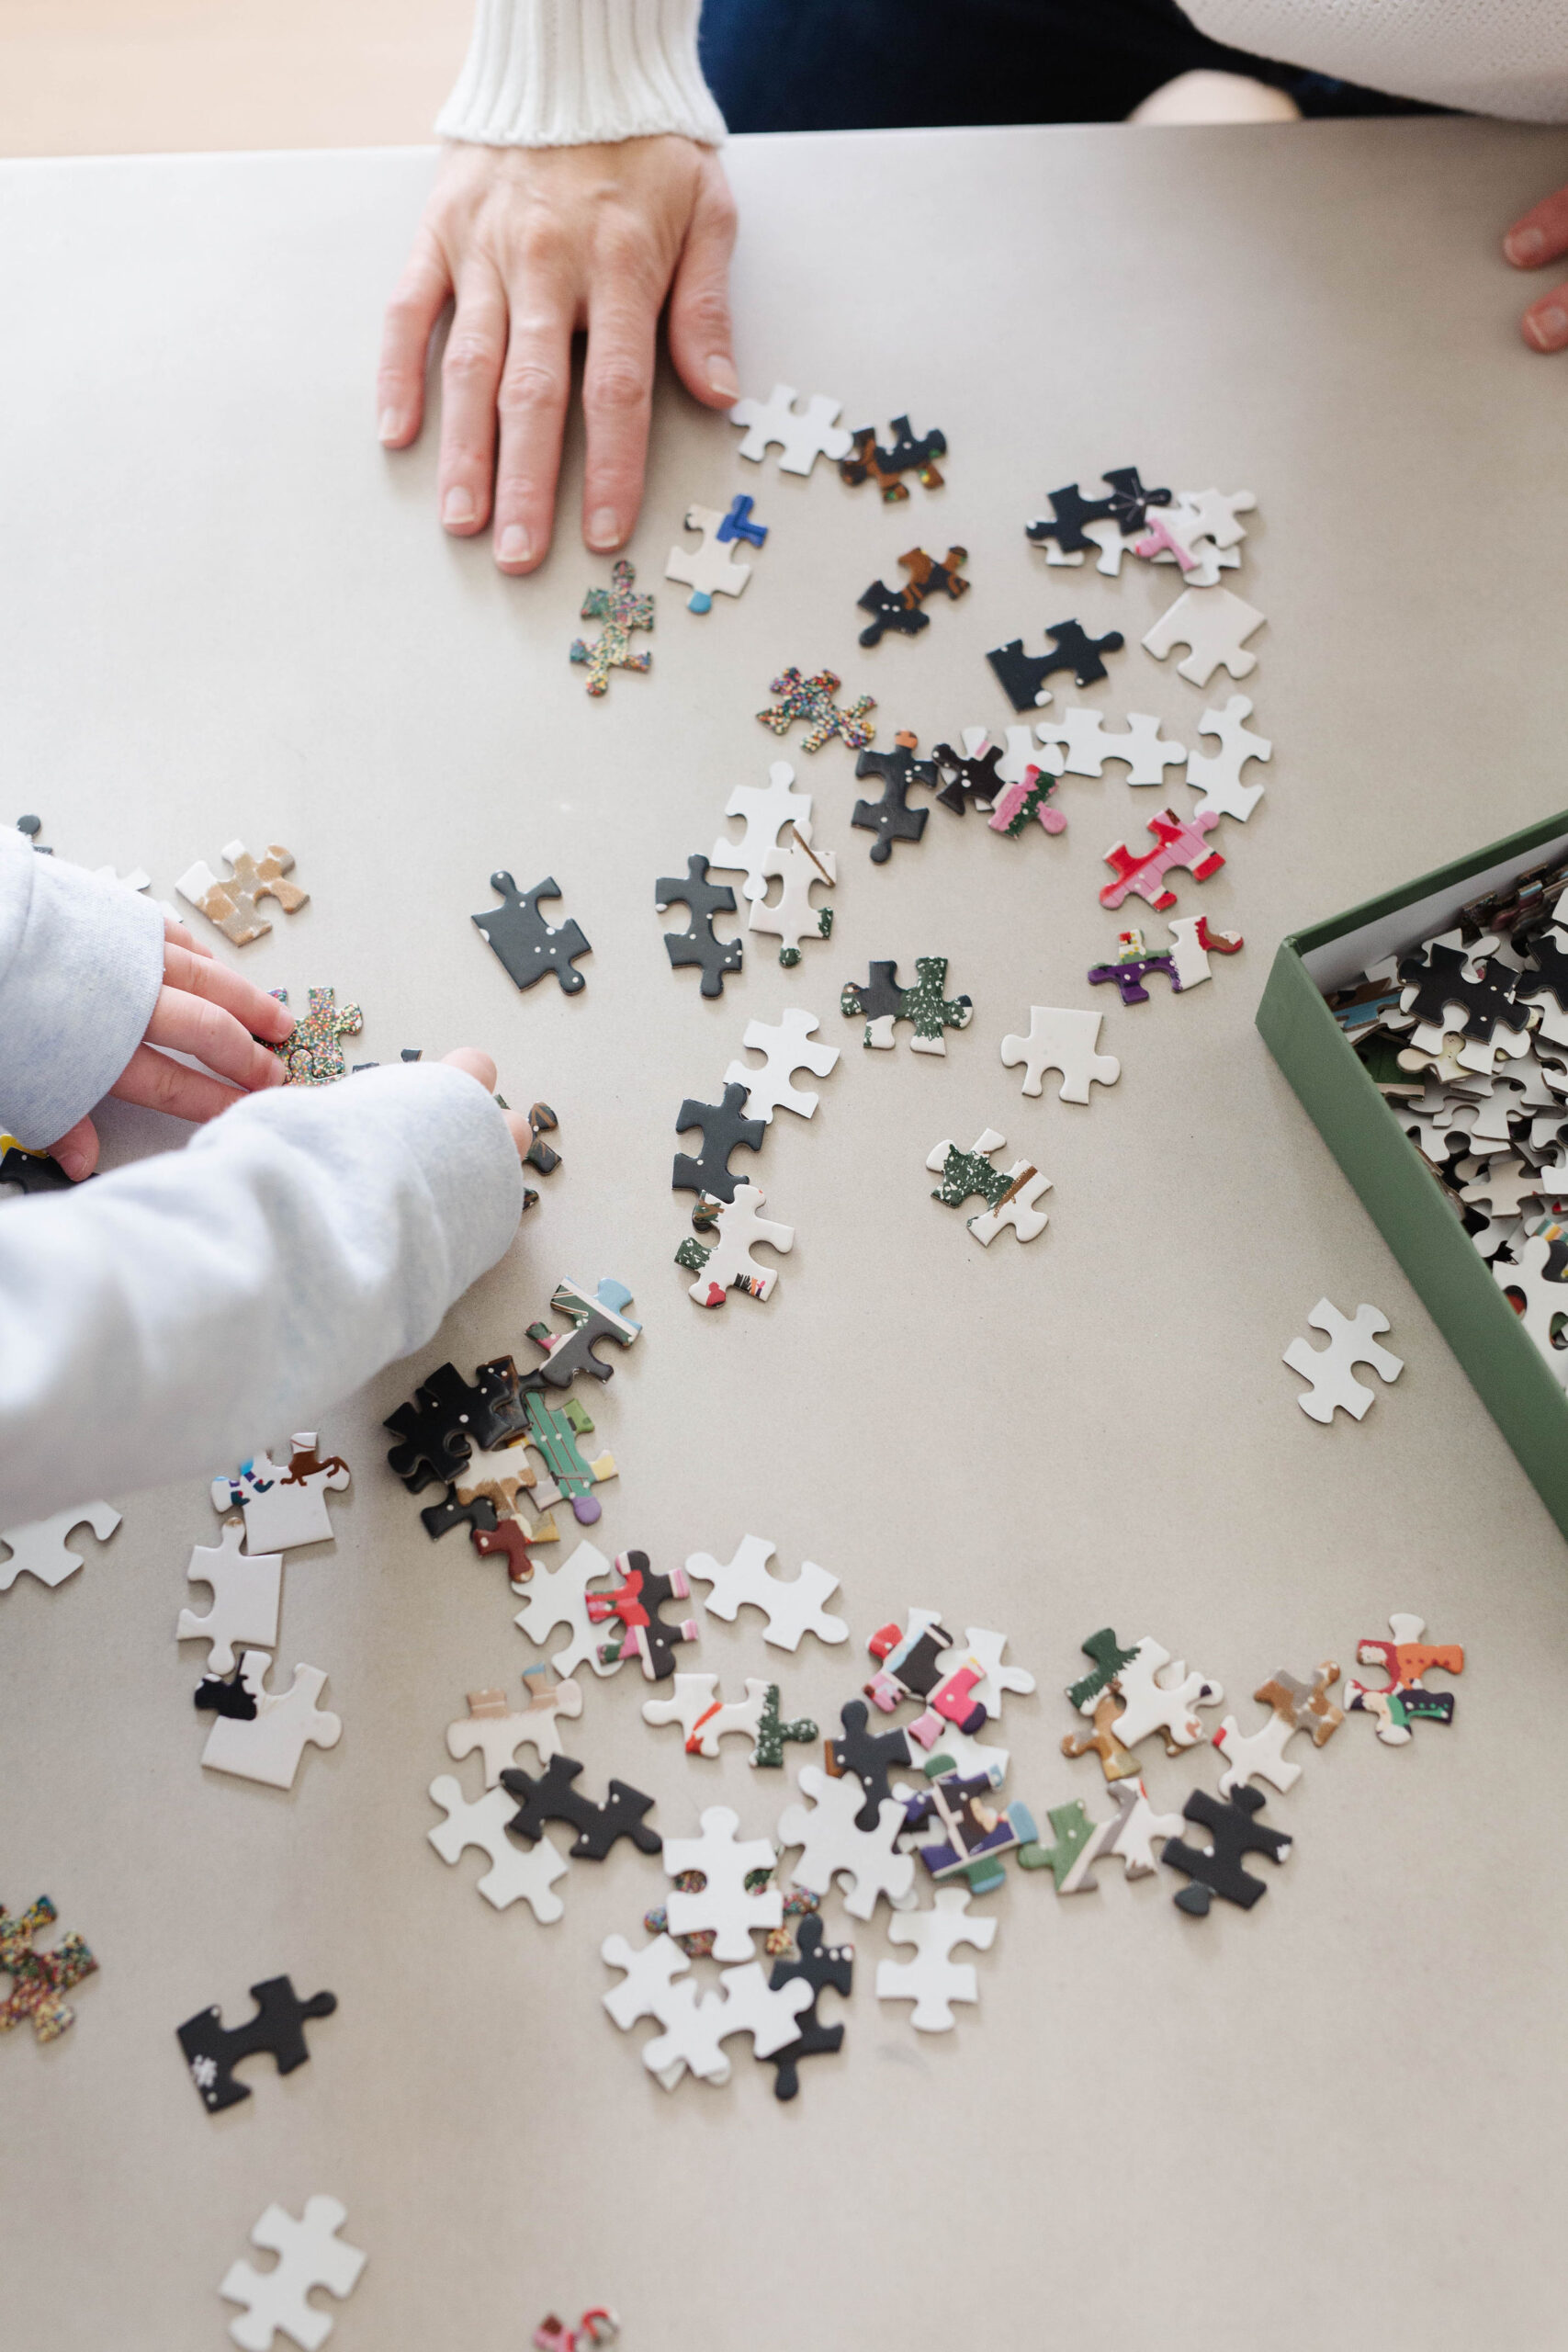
[378,137,738,573]
[1504,185,1568,351]
[439,1047,535,1161]
[48,918,295,1180]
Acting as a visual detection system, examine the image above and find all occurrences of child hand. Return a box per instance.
[47,917,295,1179]
[439,1047,536,1163]
[1505,183,1568,350]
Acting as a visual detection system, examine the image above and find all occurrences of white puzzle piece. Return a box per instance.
[220,2194,367,2352]
[642,1673,772,1758]
[210,1434,350,1553]
[445,1671,584,1784]
[666,503,753,611]
[1104,1780,1187,1878]
[725,1008,840,1121]
[709,762,812,902]
[513,1539,623,1679]
[1169,485,1257,550]
[661,1805,782,1960]
[200,1656,342,1790]
[748,820,837,959]
[934,1627,1036,1719]
[967,1163,1052,1248]
[682,1183,795,1306]
[728,383,852,474]
[1100,1636,1224,1753]
[684,1533,848,1650]
[0,1498,121,1593]
[1495,1236,1568,1386]
[1283,1297,1404,1422]
[1032,708,1186,786]
[427,1775,570,1918]
[1166,914,1245,990]
[176,1517,282,1672]
[993,724,1053,788]
[600,1934,812,2090]
[777,1764,916,1919]
[875,1887,997,2031]
[1142,588,1265,687]
[1080,517,1151,575]
[1183,694,1271,822]
[999,1006,1121,1103]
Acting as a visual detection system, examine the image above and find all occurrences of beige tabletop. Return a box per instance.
[2,116,1566,2352]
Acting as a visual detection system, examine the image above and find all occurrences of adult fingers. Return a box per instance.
[109,1045,248,1126]
[1505,182,1568,270]
[1521,277,1568,353]
[143,984,288,1093]
[46,1114,98,1182]
[438,259,508,534]
[163,941,295,1045]
[492,266,575,574]
[378,228,452,449]
[581,281,660,552]
[666,158,740,409]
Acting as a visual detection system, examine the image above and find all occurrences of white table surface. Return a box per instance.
[3,116,1566,2352]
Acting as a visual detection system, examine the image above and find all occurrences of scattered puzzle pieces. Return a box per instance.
[1161,1784,1292,1917]
[777,1764,915,1920]
[840,415,946,499]
[177,1975,336,2114]
[569,558,653,693]
[856,546,969,648]
[427,1775,570,1917]
[685,1534,847,1650]
[501,1754,662,1860]
[0,1895,97,2041]
[1283,1298,1404,1422]
[212,1435,350,1552]
[1143,586,1265,686]
[757,667,875,753]
[728,383,852,474]
[987,619,1124,711]
[220,2196,367,2351]
[875,1887,996,2031]
[272,989,362,1085]
[841,956,973,1054]
[0,1498,121,1593]
[446,1670,584,1783]
[665,497,763,613]
[472,873,591,994]
[999,1005,1120,1103]
[656,855,741,996]
[176,842,307,946]
[1346,1612,1463,1742]
[677,1183,795,1306]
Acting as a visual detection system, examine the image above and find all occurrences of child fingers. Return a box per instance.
[163,942,295,1041]
[143,985,287,1091]
[108,1044,249,1125]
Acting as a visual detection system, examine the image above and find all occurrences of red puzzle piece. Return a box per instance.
[1100,808,1224,912]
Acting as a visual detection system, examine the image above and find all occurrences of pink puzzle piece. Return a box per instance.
[1100,808,1224,913]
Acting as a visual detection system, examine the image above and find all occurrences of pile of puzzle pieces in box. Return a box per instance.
[1325,850,1568,1389]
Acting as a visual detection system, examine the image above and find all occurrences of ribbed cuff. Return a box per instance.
[436,0,728,148]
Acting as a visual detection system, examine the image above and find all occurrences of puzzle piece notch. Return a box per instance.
[175,841,307,946]
[271,989,362,1087]
[200,1657,342,1790]
[852,731,937,860]
[584,1548,699,1680]
[756,668,875,753]
[1143,586,1265,687]
[655,854,741,996]
[446,1670,584,1782]
[570,558,653,693]
[677,1182,795,1306]
[875,1888,997,2031]
[212,1434,350,1551]
[987,619,1125,711]
[999,1005,1121,1103]
[665,499,759,613]
[840,414,946,499]
[1213,1662,1344,1795]
[1346,1612,1463,1743]
[728,383,852,474]
[501,1753,661,1861]
[176,1518,283,1673]
[220,2197,367,2351]
[1183,695,1271,822]
[473,873,592,994]
[683,1534,847,1650]
[427,1776,570,1917]
[725,1007,840,1123]
[0,1498,121,1593]
[766,1914,853,2100]
[177,1976,336,2114]
[1283,1298,1404,1422]
[1100,807,1224,913]
[1161,1784,1292,1916]
[856,545,969,648]
[663,1805,784,1960]
[0,1896,97,2042]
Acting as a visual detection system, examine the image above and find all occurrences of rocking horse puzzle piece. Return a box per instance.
[176,841,308,946]
[1100,808,1224,913]
[219,2195,367,2352]
[856,546,969,648]
[725,1007,840,1122]
[0,1895,97,2041]
[199,1657,342,1790]
[655,855,742,996]
[446,1668,584,1783]
[0,1498,121,1593]
[1142,586,1265,687]
[1283,1298,1404,1422]
[1160,1784,1292,1917]
[875,1887,996,2032]
[1213,1662,1344,1795]
[662,1805,784,1959]
[472,873,592,994]
[1345,1613,1463,1743]
[665,496,763,613]
[176,1518,283,1673]
[684,1533,847,1650]
[676,1184,795,1306]
[569,558,653,694]
[501,1755,662,1862]
[756,667,876,753]
[176,1974,337,2113]
[728,383,852,474]
[427,1776,570,1917]
[765,1914,853,2100]
[999,1005,1120,1103]
[672,1082,765,1201]
[585,1549,699,1680]
[211,1435,349,1553]
[839,414,946,499]
[852,731,938,861]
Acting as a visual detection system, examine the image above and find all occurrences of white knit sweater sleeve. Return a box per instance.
[1183,0,1568,121]
[436,0,727,148]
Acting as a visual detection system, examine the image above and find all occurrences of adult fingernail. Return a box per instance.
[1525,302,1568,349]
[378,407,406,443]
[443,486,477,528]
[587,506,621,549]
[707,355,740,400]
[1507,226,1546,264]
[55,1147,89,1182]
[498,524,532,565]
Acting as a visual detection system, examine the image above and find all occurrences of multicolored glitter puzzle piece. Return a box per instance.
[270,989,363,1085]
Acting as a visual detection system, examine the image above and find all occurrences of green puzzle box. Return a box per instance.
[1257,807,1568,1544]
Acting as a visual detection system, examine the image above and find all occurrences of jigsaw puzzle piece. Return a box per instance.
[677,1183,795,1306]
[728,383,852,474]
[200,1657,342,1790]
[725,1007,840,1122]
[999,1005,1120,1103]
[1283,1298,1404,1422]
[1142,587,1265,687]
[427,1776,570,1917]
[0,1498,121,1593]
[176,1518,282,1673]
[220,2195,367,2352]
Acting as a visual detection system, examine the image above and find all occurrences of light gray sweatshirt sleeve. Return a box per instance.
[0,826,165,1148]
[0,1061,525,1525]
